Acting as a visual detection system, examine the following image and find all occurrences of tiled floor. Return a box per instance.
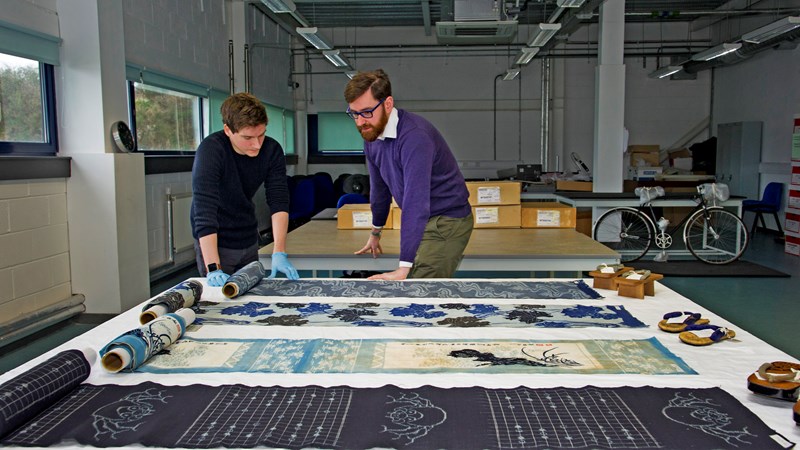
[0,231,796,375]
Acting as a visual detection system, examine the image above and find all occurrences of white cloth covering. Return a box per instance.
[1,278,797,448]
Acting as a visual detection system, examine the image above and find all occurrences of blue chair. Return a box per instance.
[337,193,369,209]
[288,178,316,229]
[742,182,783,234]
[311,172,337,214]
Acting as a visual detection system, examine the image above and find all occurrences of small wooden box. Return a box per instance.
[588,267,633,290]
[614,273,665,299]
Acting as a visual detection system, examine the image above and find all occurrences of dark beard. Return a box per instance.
[358,110,389,142]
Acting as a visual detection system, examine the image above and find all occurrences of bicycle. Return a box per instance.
[592,183,749,264]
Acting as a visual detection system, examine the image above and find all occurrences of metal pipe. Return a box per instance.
[0,295,85,348]
[244,43,250,92]
[228,39,235,94]
[540,57,551,171]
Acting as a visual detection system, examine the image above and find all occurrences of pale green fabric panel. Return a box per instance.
[125,64,211,98]
[318,113,363,152]
[208,89,229,133]
[0,19,61,65]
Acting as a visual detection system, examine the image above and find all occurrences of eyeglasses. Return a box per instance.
[345,98,386,119]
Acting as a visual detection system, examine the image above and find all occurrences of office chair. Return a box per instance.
[311,172,337,214]
[336,193,369,209]
[742,182,783,235]
[288,178,316,230]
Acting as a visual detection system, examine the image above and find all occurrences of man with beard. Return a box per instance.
[343,69,473,280]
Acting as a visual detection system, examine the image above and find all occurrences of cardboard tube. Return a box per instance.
[222,282,240,298]
[101,348,131,373]
[139,304,169,324]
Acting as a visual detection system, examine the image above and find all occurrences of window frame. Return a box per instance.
[307,112,365,164]
[0,61,58,156]
[127,80,207,156]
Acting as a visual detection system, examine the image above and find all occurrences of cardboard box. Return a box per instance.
[785,233,800,256]
[630,152,660,167]
[668,148,691,158]
[576,208,592,236]
[472,205,521,228]
[790,188,800,210]
[556,180,593,192]
[785,212,800,234]
[628,166,663,180]
[628,145,660,153]
[466,181,521,205]
[671,157,693,171]
[792,162,800,186]
[337,204,393,229]
[393,208,402,229]
[521,202,576,228]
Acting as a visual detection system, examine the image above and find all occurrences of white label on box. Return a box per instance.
[537,210,560,226]
[786,241,800,256]
[786,218,800,234]
[790,196,800,210]
[793,173,800,185]
[352,211,373,228]
[477,187,501,204]
[475,207,499,224]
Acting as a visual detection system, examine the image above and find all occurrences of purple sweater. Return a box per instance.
[364,109,471,263]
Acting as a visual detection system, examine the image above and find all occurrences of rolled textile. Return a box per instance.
[0,348,95,439]
[100,308,195,373]
[222,260,265,298]
[139,279,203,324]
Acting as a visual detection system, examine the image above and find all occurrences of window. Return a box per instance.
[307,113,365,164]
[265,103,295,155]
[0,53,58,155]
[129,81,205,154]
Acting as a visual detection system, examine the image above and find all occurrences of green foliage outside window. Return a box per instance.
[133,82,201,151]
[0,56,44,143]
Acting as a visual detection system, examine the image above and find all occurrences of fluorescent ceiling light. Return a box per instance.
[503,68,520,81]
[742,16,800,44]
[528,23,561,47]
[556,0,586,7]
[648,66,682,79]
[515,47,539,65]
[260,0,296,13]
[691,42,741,61]
[345,71,358,79]
[297,27,333,50]
[323,49,350,68]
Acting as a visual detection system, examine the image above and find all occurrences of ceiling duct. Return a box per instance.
[435,21,518,44]
[683,27,800,74]
[436,0,517,45]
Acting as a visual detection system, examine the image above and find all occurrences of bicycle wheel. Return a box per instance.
[593,207,653,263]
[684,208,749,264]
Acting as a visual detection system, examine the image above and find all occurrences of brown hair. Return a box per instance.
[220,92,268,133]
[344,69,392,103]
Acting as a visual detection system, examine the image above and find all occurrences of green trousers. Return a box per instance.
[409,214,473,279]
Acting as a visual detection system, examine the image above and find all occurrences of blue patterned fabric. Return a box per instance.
[193,301,645,328]
[244,279,602,300]
[222,261,265,298]
[2,383,787,449]
[99,311,191,372]
[140,280,202,318]
[136,337,695,375]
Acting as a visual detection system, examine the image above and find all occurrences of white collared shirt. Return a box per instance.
[377,108,399,141]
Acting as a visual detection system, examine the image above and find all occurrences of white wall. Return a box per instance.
[712,44,800,224]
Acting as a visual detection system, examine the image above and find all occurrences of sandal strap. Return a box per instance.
[662,311,702,324]
[685,324,729,342]
[756,362,800,383]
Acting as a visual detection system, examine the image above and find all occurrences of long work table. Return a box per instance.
[259,220,619,276]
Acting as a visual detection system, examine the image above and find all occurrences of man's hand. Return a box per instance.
[207,270,230,287]
[368,267,411,281]
[269,252,300,280]
[354,235,383,258]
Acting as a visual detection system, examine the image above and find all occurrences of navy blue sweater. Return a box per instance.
[191,130,290,249]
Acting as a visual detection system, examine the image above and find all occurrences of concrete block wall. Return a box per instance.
[0,179,71,326]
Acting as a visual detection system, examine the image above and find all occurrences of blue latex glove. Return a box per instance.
[269,252,299,280]
[207,269,230,287]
